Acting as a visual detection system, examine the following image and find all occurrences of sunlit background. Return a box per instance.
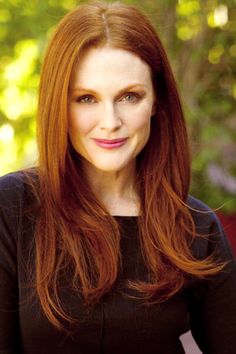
[0,0,236,212]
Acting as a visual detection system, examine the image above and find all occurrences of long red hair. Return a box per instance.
[32,1,223,330]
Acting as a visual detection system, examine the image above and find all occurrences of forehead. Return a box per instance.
[71,46,153,91]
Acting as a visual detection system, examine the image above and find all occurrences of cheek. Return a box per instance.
[68,107,95,135]
[126,106,152,132]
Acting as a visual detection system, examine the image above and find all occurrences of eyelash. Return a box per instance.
[76,95,95,104]
[120,92,141,102]
[75,92,143,104]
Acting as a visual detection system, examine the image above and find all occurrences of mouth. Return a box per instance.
[92,138,128,149]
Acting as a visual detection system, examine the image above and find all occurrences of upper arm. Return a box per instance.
[188,208,236,354]
[0,173,22,352]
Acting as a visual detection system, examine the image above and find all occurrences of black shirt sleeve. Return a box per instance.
[0,173,22,353]
[188,200,236,354]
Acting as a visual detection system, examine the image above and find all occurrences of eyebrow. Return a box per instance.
[71,84,147,96]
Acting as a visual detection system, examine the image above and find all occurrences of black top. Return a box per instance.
[0,172,236,354]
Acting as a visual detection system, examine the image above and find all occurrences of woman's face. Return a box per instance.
[68,46,155,174]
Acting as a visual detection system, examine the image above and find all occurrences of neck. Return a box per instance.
[82,161,140,216]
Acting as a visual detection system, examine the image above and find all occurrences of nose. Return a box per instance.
[99,102,122,131]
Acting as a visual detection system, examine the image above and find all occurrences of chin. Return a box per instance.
[93,164,126,173]
[86,157,134,173]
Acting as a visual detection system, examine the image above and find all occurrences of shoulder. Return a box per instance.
[0,172,32,279]
[0,169,38,246]
[187,195,232,260]
[0,172,28,234]
[187,195,211,210]
[0,171,24,188]
[187,195,221,233]
[0,171,25,207]
[0,169,38,214]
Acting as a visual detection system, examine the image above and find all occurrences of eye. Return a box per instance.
[120,92,141,103]
[76,95,96,104]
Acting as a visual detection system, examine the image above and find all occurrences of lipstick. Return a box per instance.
[93,138,128,149]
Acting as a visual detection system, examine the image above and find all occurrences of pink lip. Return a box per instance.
[93,138,128,149]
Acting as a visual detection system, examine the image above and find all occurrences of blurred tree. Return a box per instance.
[0,0,236,211]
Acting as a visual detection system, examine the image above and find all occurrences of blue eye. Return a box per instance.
[121,92,140,103]
[77,95,96,104]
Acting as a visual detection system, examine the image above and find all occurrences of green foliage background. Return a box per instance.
[0,0,236,211]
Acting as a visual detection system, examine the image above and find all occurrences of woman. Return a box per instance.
[0,1,235,353]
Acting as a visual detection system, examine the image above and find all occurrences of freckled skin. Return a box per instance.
[68,46,156,175]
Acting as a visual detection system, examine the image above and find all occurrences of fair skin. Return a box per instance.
[68,46,155,215]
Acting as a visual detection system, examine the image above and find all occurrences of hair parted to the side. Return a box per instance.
[33,0,224,330]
